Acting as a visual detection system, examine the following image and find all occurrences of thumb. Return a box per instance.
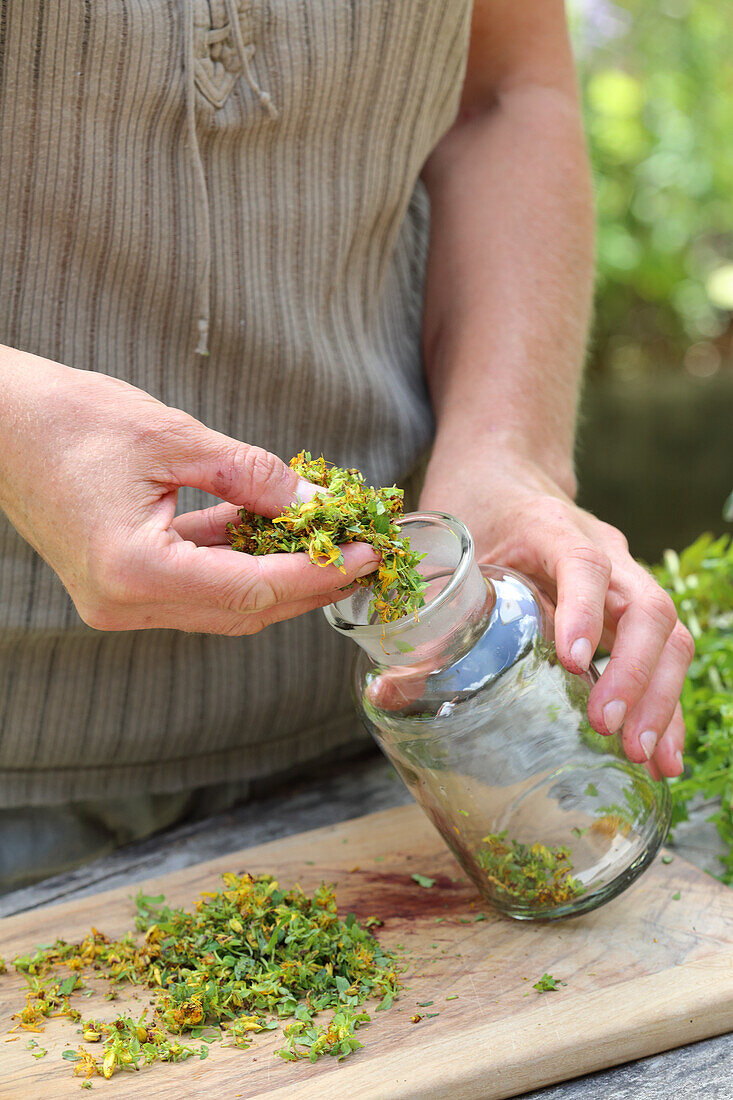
[166,422,320,517]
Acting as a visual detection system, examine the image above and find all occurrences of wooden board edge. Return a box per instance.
[253,952,733,1100]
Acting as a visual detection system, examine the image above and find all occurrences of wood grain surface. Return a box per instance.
[1,803,731,1100]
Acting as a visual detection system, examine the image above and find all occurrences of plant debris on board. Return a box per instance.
[3,873,401,1082]
[227,452,427,624]
[651,532,733,884]
[532,973,565,993]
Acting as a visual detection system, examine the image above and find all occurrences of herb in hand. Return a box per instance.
[227,452,427,624]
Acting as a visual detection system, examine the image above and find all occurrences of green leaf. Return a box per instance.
[532,973,565,993]
[411,873,436,889]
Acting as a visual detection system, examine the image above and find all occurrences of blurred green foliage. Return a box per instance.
[570,0,733,372]
[652,532,733,883]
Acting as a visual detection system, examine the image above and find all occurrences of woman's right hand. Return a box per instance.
[0,346,379,635]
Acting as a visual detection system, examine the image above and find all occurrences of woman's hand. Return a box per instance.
[419,455,693,779]
[0,347,378,635]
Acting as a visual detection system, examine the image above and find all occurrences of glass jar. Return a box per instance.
[324,512,671,920]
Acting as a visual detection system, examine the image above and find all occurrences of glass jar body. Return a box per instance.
[327,515,671,920]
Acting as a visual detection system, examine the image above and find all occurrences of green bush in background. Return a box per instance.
[569,0,733,372]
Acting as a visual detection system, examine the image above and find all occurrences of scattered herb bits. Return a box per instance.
[411,873,436,889]
[227,452,427,624]
[4,873,400,1082]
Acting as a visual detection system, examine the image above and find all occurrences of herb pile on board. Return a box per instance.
[227,452,427,624]
[652,531,733,884]
[5,873,401,1082]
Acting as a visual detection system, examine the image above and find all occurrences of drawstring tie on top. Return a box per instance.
[184,2,278,357]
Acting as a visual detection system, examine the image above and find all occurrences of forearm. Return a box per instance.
[420,81,594,501]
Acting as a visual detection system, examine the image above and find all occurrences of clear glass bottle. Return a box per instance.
[324,512,671,920]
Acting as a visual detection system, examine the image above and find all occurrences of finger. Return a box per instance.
[587,577,678,736]
[146,584,363,636]
[162,421,322,515]
[171,501,242,546]
[366,667,430,712]
[618,623,694,764]
[157,539,379,614]
[645,757,663,783]
[552,543,612,674]
[251,583,364,630]
[651,703,686,779]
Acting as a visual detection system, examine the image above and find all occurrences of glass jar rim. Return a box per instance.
[323,511,474,639]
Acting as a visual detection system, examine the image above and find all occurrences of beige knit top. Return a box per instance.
[0,0,472,805]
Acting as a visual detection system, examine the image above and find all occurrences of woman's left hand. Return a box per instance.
[419,456,693,779]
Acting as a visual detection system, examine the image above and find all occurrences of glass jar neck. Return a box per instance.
[323,512,493,668]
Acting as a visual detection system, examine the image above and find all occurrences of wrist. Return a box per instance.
[421,432,577,510]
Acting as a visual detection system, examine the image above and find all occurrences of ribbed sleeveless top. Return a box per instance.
[0,1,472,805]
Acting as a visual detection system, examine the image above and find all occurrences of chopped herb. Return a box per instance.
[662,855,674,865]
[59,974,79,997]
[5,873,400,1081]
[228,452,427,624]
[416,1001,434,1007]
[571,826,588,838]
[411,873,436,889]
[672,891,681,900]
[458,810,469,817]
[410,1014,423,1023]
[473,913,487,922]
[445,995,459,1001]
[584,783,599,798]
[475,832,585,908]
[532,973,565,993]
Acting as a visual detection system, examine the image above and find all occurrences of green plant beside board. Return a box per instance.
[652,532,733,884]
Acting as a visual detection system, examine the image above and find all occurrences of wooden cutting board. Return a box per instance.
[1,804,732,1100]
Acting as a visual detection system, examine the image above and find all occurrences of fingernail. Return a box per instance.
[674,749,684,774]
[293,478,322,504]
[602,699,627,734]
[570,637,592,672]
[357,560,378,579]
[639,730,658,760]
